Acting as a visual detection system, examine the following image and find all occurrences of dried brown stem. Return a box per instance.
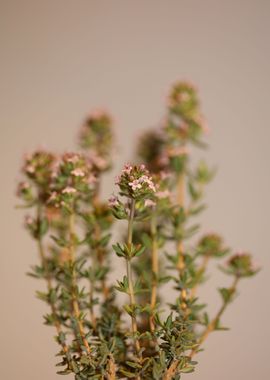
[106,354,116,380]
[163,359,179,380]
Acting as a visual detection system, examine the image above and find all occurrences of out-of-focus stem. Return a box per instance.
[149,214,158,333]
[89,280,96,330]
[106,354,116,380]
[189,276,239,358]
[176,168,188,313]
[69,213,91,356]
[36,205,70,361]
[95,222,109,300]
[176,171,185,272]
[190,254,210,299]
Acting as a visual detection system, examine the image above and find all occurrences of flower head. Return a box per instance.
[48,152,96,211]
[115,164,156,200]
[137,129,168,173]
[225,251,259,277]
[22,150,56,189]
[79,109,113,164]
[168,81,199,118]
[197,233,229,258]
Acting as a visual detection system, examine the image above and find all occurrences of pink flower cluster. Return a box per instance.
[115,163,157,200]
[128,174,156,192]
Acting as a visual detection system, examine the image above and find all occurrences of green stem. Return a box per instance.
[176,168,188,314]
[126,199,141,356]
[190,254,210,299]
[68,212,91,356]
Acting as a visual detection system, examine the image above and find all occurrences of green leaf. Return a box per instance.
[219,287,232,303]
[38,218,49,238]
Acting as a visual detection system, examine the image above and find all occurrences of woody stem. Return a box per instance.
[150,214,158,333]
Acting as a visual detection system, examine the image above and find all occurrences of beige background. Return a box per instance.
[1,0,270,379]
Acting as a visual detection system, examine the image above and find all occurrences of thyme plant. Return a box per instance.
[17,83,258,380]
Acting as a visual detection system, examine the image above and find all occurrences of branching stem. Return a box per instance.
[163,277,239,379]
[189,275,239,358]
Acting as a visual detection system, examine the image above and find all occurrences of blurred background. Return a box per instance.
[1,1,269,379]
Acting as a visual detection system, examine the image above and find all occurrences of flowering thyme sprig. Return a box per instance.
[16,81,258,380]
[110,164,159,376]
[79,110,114,172]
[48,152,96,213]
[17,150,73,372]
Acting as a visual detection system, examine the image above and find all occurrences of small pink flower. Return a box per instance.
[158,152,170,167]
[71,168,85,177]
[24,215,34,226]
[144,199,156,207]
[122,164,133,175]
[48,191,58,202]
[62,186,77,194]
[87,174,97,185]
[156,190,170,199]
[26,165,35,174]
[128,180,142,191]
[160,171,171,180]
[64,153,80,164]
[108,195,120,207]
